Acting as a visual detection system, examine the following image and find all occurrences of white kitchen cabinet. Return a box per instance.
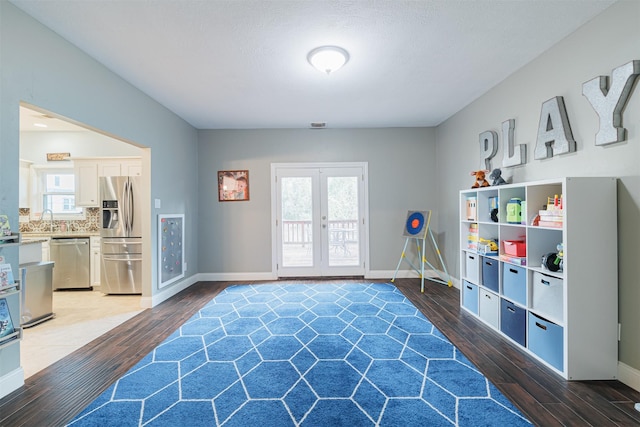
[90,236,101,288]
[74,157,142,207]
[459,177,617,380]
[120,159,142,176]
[98,161,122,177]
[19,159,32,208]
[74,160,99,207]
[41,238,50,262]
[98,158,142,177]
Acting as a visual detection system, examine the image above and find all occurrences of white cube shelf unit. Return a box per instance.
[459,177,618,380]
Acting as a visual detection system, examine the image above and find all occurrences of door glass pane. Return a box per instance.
[327,176,359,266]
[281,177,313,267]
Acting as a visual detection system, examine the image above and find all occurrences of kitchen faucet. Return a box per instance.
[41,209,54,233]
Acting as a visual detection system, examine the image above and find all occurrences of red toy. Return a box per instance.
[470,170,490,188]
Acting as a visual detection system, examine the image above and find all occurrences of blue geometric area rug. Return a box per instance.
[68,283,531,426]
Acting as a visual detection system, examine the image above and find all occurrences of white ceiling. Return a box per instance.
[11,0,616,130]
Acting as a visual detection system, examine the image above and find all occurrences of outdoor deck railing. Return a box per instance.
[282,220,358,244]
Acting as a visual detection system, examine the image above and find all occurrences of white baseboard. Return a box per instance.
[193,270,457,287]
[197,272,278,282]
[0,367,24,400]
[187,270,460,290]
[618,361,640,392]
[141,273,201,308]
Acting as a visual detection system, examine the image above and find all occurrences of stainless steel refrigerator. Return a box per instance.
[100,176,142,294]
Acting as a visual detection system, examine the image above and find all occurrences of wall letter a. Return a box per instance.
[582,60,640,146]
[534,96,576,160]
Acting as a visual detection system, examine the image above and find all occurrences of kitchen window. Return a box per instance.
[31,166,86,220]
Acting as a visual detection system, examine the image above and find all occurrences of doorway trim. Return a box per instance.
[270,162,370,278]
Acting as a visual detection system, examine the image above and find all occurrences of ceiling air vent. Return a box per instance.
[310,122,326,129]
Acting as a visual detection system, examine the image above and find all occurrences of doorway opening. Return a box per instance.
[18,103,150,377]
[272,162,369,277]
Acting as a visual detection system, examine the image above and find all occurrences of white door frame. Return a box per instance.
[271,162,370,277]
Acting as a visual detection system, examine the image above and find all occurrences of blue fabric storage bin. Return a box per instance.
[528,312,564,371]
[462,280,479,315]
[502,263,526,305]
[500,298,526,346]
[481,256,499,292]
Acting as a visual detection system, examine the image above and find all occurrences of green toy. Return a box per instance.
[506,198,522,224]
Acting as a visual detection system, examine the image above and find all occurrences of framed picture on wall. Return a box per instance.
[218,170,250,201]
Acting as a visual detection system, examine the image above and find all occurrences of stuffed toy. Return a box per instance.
[489,168,507,186]
[470,170,490,188]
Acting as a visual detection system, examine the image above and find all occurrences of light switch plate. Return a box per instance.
[155,199,161,209]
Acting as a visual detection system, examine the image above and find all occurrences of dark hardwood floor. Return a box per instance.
[1,278,639,426]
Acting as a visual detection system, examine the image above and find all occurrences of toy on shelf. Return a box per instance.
[489,168,507,186]
[542,243,564,272]
[466,197,477,221]
[467,223,479,250]
[537,194,564,228]
[506,198,523,224]
[0,215,10,236]
[478,238,498,255]
[470,170,490,188]
[488,196,499,222]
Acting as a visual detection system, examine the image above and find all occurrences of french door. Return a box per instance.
[272,163,368,277]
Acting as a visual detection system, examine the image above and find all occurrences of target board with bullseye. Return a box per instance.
[402,210,430,239]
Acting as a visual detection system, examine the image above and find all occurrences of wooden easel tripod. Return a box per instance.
[391,210,452,292]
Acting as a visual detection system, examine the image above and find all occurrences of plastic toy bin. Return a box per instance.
[503,240,526,257]
[528,312,564,371]
[465,252,480,284]
[462,280,479,315]
[481,256,499,292]
[500,298,526,346]
[531,271,564,320]
[502,263,526,305]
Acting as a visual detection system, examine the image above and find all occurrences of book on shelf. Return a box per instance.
[538,214,564,221]
[499,254,527,266]
[538,220,563,228]
[0,214,10,236]
[0,297,16,339]
[0,264,15,288]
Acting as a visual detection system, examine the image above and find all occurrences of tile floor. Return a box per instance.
[20,289,144,378]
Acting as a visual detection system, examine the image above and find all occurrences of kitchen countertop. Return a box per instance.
[22,231,100,240]
[21,237,50,244]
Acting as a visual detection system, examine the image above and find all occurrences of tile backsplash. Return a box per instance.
[19,208,100,233]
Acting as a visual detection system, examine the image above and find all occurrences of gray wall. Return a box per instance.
[436,1,640,371]
[198,128,437,274]
[1,3,200,297]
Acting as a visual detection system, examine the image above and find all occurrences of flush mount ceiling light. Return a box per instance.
[307,46,349,75]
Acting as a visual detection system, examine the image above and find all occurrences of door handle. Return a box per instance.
[51,241,89,246]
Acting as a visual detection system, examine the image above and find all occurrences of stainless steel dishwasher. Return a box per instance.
[20,261,55,327]
[50,238,91,290]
